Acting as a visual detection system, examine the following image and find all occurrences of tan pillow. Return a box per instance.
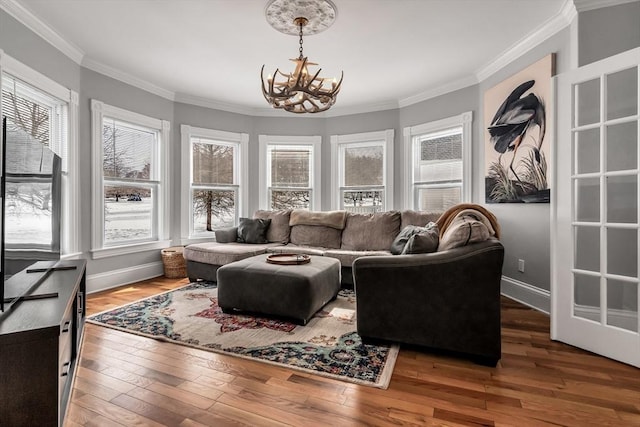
[254,209,291,244]
[289,225,342,249]
[341,211,401,251]
[438,215,490,251]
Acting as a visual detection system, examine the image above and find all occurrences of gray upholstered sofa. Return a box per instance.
[184,208,441,286]
[353,238,504,366]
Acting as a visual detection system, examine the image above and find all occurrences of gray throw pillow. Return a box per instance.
[390,222,439,255]
[402,229,439,254]
[214,227,238,243]
[237,218,271,244]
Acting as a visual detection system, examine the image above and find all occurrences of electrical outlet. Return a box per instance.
[518,259,525,273]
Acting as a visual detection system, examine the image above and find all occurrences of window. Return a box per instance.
[0,53,79,258]
[180,125,248,241]
[91,100,170,257]
[330,129,394,212]
[259,135,321,210]
[403,112,472,213]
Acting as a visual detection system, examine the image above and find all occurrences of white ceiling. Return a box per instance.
[10,0,576,116]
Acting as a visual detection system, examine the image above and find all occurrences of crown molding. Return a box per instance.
[174,92,258,116]
[0,0,84,64]
[475,0,576,82]
[321,99,400,118]
[573,0,640,12]
[398,75,479,108]
[82,57,175,101]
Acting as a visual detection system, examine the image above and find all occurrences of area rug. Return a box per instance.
[87,282,399,389]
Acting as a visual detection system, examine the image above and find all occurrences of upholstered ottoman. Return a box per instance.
[216,254,341,325]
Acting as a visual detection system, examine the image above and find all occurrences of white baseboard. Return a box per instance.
[573,304,638,332]
[87,261,164,294]
[501,276,550,314]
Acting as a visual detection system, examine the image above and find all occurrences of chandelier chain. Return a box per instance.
[298,22,304,59]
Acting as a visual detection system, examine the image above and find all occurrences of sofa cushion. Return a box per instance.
[290,225,342,249]
[237,217,271,244]
[183,242,281,266]
[341,211,401,251]
[254,209,291,244]
[324,249,391,266]
[214,227,238,243]
[403,226,439,254]
[400,210,442,229]
[390,222,439,255]
[289,209,347,230]
[438,215,490,251]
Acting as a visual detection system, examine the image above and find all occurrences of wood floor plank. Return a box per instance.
[208,402,288,427]
[63,276,639,427]
[74,393,167,427]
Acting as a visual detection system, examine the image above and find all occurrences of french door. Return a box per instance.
[553,47,640,367]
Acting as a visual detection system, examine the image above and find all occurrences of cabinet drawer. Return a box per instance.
[59,306,73,357]
[58,342,72,401]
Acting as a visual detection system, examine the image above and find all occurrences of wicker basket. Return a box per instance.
[161,246,187,279]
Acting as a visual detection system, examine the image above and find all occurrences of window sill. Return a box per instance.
[90,240,172,259]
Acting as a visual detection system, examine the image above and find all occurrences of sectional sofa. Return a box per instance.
[183,205,505,364]
[183,208,441,286]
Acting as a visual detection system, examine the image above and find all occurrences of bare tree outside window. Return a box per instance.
[269,148,311,209]
[102,121,152,201]
[1,89,50,146]
[192,141,236,231]
[342,145,384,213]
[271,190,310,210]
[1,82,60,250]
[101,119,155,244]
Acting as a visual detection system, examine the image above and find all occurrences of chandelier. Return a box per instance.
[261,0,343,114]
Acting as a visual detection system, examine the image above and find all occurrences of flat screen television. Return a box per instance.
[1,116,62,312]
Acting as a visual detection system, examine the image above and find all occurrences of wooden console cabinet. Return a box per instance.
[0,259,87,426]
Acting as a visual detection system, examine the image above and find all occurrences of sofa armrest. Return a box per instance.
[214,227,238,243]
[353,239,504,363]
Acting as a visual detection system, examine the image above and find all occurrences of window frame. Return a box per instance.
[402,111,472,211]
[258,135,322,211]
[330,129,394,211]
[180,125,248,243]
[90,99,170,258]
[0,51,80,258]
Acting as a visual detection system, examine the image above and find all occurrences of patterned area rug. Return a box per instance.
[87,282,399,389]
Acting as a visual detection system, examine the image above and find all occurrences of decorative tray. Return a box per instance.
[266,253,311,265]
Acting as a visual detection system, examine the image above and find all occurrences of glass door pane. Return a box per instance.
[574,128,600,174]
[607,279,638,333]
[576,78,600,126]
[606,67,638,120]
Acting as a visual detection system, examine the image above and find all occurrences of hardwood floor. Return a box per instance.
[65,276,640,426]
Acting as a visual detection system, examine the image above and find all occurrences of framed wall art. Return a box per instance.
[484,53,555,203]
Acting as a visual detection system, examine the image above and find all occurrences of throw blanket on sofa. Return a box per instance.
[436,203,501,239]
[289,209,348,230]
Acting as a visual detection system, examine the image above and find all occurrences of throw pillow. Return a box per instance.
[438,214,490,251]
[402,226,439,254]
[253,209,291,244]
[237,218,271,244]
[214,227,238,243]
[341,211,401,251]
[390,222,439,255]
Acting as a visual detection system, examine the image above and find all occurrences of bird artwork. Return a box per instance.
[485,68,551,203]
